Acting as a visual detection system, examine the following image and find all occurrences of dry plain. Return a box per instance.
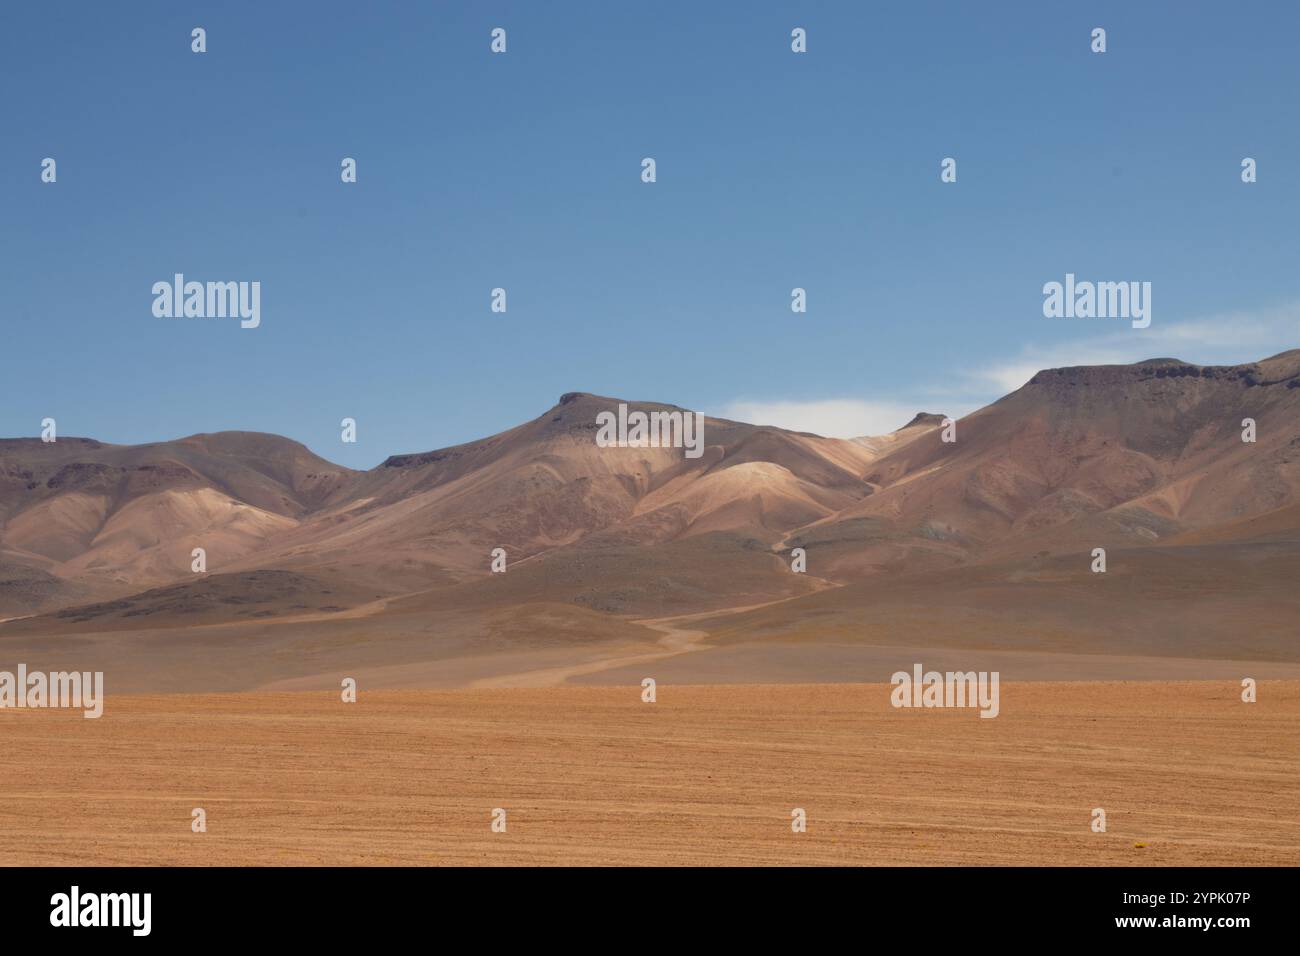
[1,680,1295,866]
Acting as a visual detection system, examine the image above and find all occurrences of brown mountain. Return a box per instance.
[0,432,355,614]
[801,350,1300,573]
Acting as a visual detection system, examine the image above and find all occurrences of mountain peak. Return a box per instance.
[899,412,946,430]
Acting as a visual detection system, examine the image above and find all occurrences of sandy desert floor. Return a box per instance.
[1,680,1295,866]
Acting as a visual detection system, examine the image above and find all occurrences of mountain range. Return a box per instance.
[2,350,1299,690]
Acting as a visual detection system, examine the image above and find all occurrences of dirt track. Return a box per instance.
[1,681,1295,866]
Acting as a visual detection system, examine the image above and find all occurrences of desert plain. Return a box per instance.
[1,679,1296,867]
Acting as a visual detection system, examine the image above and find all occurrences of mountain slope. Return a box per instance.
[0,432,356,613]
[796,351,1300,571]
[229,392,880,583]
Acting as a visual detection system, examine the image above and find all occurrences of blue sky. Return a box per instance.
[3,1,1297,468]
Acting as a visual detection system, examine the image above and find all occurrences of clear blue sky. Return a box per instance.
[3,1,1297,467]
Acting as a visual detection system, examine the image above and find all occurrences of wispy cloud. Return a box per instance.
[971,300,1300,393]
[718,301,1299,439]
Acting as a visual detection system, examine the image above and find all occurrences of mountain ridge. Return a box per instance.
[2,350,1297,631]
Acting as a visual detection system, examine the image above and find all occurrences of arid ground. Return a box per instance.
[2,680,1295,866]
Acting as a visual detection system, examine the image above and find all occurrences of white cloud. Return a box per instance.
[714,399,946,439]
[970,300,1300,394]
[718,301,1298,439]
